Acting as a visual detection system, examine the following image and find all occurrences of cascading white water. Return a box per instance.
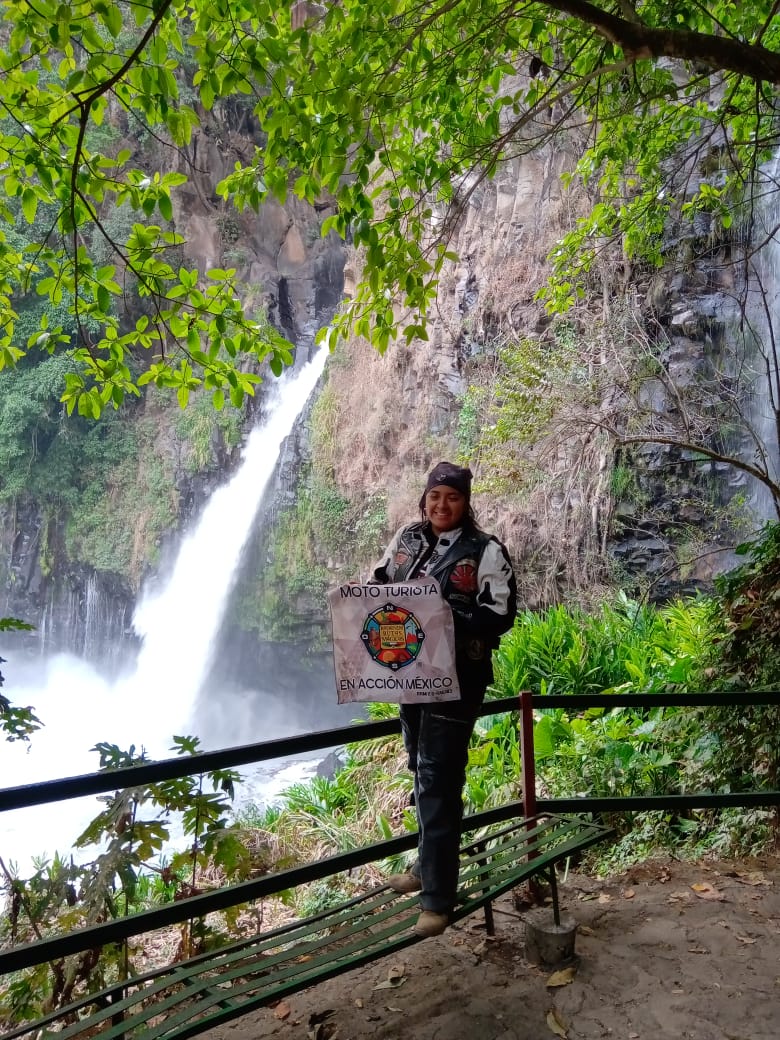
[115,347,329,736]
[0,348,329,872]
[742,158,780,522]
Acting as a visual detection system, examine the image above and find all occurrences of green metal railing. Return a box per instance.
[2,689,780,979]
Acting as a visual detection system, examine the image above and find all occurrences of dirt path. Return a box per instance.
[200,856,780,1040]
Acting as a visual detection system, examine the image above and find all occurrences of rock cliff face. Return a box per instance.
[173,101,345,357]
[2,102,762,666]
[305,143,751,614]
[0,503,134,671]
[333,150,573,497]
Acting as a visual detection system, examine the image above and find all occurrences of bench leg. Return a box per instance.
[547,865,561,927]
[108,985,125,1040]
[472,839,497,936]
[483,897,495,937]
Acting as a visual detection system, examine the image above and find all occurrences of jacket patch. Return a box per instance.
[450,559,479,594]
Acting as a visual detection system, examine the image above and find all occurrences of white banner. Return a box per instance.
[328,579,461,704]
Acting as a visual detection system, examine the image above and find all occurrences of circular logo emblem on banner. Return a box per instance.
[361,602,425,670]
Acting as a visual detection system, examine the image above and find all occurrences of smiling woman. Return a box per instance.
[369,461,517,937]
[424,483,467,536]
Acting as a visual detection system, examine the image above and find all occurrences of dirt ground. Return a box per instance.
[199,855,780,1040]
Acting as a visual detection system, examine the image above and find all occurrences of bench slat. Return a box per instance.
[5,814,611,1040]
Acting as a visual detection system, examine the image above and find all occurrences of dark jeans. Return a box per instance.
[399,703,478,914]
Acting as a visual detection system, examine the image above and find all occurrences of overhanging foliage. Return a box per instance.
[1,1,779,414]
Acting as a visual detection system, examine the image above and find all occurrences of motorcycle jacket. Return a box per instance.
[370,521,517,703]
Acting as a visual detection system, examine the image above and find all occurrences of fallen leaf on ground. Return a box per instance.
[385,1005,404,1013]
[373,976,406,991]
[373,965,406,990]
[732,871,772,887]
[691,882,724,901]
[668,890,692,902]
[547,966,576,988]
[273,1001,291,1020]
[735,935,757,945]
[623,888,636,899]
[354,998,363,1009]
[546,1007,568,1037]
[598,893,611,904]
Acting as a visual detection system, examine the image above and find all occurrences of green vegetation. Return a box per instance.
[63,426,178,577]
[462,326,586,495]
[0,363,172,582]
[234,369,391,641]
[1,736,249,1024]
[238,483,332,642]
[0,353,250,585]
[236,470,387,642]
[490,594,715,699]
[172,389,244,474]
[1,2,779,413]
[4,524,780,1021]
[715,523,780,688]
[250,527,780,887]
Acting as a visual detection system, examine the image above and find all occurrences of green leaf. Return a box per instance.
[21,188,38,224]
[158,194,173,221]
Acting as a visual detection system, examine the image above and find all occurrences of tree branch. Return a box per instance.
[538,0,780,83]
[603,427,780,509]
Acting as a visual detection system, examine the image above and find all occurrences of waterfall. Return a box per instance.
[115,348,329,734]
[0,348,330,870]
[743,158,780,522]
[82,573,101,660]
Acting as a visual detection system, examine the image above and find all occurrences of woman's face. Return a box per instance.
[425,484,467,535]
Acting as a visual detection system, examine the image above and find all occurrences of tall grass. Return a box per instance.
[490,593,718,699]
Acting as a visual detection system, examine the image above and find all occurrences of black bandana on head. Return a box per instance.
[419,461,473,510]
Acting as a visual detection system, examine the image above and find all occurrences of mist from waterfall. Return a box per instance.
[0,349,332,871]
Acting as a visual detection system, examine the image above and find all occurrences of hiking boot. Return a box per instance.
[387,872,422,894]
[413,910,449,938]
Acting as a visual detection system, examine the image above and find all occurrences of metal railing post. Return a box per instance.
[519,689,537,822]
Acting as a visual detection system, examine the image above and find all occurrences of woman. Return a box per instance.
[370,462,517,937]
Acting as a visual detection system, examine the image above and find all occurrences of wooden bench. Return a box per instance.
[4,813,611,1040]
